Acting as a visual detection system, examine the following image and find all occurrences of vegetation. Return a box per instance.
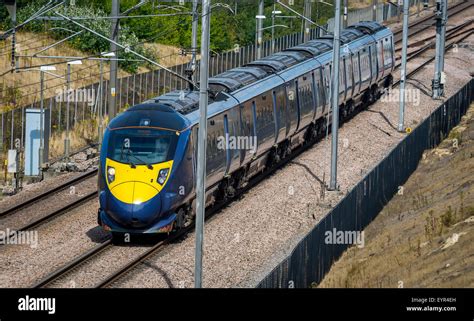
[1,0,336,73]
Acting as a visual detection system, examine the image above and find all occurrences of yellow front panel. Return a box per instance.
[110,182,135,204]
[133,182,159,205]
[105,158,173,205]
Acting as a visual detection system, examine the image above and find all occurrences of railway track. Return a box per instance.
[0,169,99,247]
[392,22,473,84]
[28,15,474,289]
[394,18,473,53]
[0,169,97,219]
[392,0,473,44]
[32,239,112,288]
[0,189,97,246]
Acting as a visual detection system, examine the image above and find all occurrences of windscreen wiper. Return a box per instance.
[121,146,136,168]
[126,150,154,170]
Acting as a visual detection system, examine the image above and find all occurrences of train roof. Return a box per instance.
[147,22,390,116]
[108,102,190,131]
[350,21,386,34]
[145,90,201,115]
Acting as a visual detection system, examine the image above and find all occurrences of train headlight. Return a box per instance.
[157,168,169,185]
[107,166,116,183]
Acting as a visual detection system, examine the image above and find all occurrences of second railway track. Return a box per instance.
[0,169,97,219]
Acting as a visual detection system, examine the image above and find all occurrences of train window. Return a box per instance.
[345,57,352,93]
[383,38,392,68]
[206,116,226,173]
[107,128,178,165]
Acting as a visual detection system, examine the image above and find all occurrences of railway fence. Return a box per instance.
[257,78,474,288]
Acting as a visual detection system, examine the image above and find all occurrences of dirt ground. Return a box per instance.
[319,103,474,288]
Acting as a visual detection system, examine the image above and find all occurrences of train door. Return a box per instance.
[370,42,377,85]
[377,39,384,80]
[344,55,353,100]
[224,107,242,174]
[273,85,287,143]
[286,80,299,137]
[297,73,314,129]
[322,63,331,117]
[352,51,361,96]
[251,101,258,157]
[383,37,393,74]
[368,46,373,86]
[239,100,256,166]
[339,57,346,103]
[311,71,319,121]
[360,48,370,91]
[254,92,276,157]
[205,115,226,187]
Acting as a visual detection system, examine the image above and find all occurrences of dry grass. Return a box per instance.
[144,42,194,67]
[319,103,474,288]
[0,31,185,112]
[48,116,105,159]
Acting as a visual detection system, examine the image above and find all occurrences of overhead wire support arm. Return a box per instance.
[1,0,65,40]
[32,30,84,56]
[36,12,193,21]
[53,11,199,90]
[276,0,328,34]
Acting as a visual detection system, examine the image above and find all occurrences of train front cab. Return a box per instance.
[98,123,193,235]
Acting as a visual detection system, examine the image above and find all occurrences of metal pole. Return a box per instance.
[191,0,199,84]
[256,0,264,59]
[98,59,104,144]
[0,113,3,152]
[398,0,410,132]
[108,0,119,120]
[398,0,402,22]
[6,0,17,70]
[39,70,44,176]
[432,0,447,98]
[272,1,276,53]
[329,0,341,191]
[195,0,211,289]
[343,0,348,28]
[65,64,71,159]
[10,109,14,149]
[373,0,378,21]
[304,0,312,41]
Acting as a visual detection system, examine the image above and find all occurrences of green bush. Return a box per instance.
[4,0,338,71]
[14,2,155,72]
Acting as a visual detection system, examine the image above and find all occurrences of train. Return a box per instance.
[97,21,395,239]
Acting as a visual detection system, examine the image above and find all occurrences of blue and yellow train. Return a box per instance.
[98,22,395,238]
